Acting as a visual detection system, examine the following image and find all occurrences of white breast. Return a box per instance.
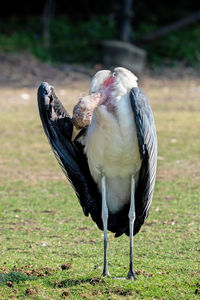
[83,92,142,213]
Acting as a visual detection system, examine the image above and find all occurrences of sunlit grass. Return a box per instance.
[0,75,199,299]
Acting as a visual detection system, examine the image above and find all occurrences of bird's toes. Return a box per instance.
[126,270,137,280]
[102,270,110,277]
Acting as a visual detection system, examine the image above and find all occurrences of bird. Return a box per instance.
[37,67,157,280]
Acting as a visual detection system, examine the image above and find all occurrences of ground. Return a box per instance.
[0,53,199,299]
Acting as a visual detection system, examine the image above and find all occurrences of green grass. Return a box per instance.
[0,76,199,298]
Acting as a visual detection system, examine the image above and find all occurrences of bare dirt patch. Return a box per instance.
[6,281,14,288]
[25,288,38,296]
[61,263,72,271]
[61,290,70,298]
[157,160,200,182]
[0,265,56,279]
[0,52,91,89]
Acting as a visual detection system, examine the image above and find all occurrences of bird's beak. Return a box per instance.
[71,126,81,141]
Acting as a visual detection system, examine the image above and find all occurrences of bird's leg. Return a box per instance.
[101,176,110,277]
[126,176,137,280]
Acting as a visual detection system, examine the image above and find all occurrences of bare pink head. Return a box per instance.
[72,67,137,129]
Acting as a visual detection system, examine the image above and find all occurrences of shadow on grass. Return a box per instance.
[0,272,36,285]
[51,276,134,296]
[52,277,106,288]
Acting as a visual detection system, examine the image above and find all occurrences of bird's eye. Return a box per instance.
[112,72,116,77]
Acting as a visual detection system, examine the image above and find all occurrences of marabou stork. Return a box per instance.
[37,67,157,280]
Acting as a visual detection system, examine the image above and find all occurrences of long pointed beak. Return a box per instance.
[71,126,81,141]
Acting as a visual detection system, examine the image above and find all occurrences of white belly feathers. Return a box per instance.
[83,93,142,213]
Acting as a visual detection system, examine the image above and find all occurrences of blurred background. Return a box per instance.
[0,0,200,68]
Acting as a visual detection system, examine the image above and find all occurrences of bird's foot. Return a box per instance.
[126,269,137,280]
[102,268,110,277]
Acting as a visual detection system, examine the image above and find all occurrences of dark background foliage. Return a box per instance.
[0,0,199,66]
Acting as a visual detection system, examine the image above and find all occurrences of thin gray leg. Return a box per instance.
[126,175,137,280]
[101,176,110,277]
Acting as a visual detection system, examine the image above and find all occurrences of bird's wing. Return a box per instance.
[130,87,157,235]
[37,82,102,227]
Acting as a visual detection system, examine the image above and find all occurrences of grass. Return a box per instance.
[0,74,199,299]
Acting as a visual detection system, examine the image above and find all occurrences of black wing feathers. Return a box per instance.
[130,87,157,235]
[37,82,102,226]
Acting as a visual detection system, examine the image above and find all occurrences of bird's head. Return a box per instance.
[90,67,138,97]
[72,67,138,132]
